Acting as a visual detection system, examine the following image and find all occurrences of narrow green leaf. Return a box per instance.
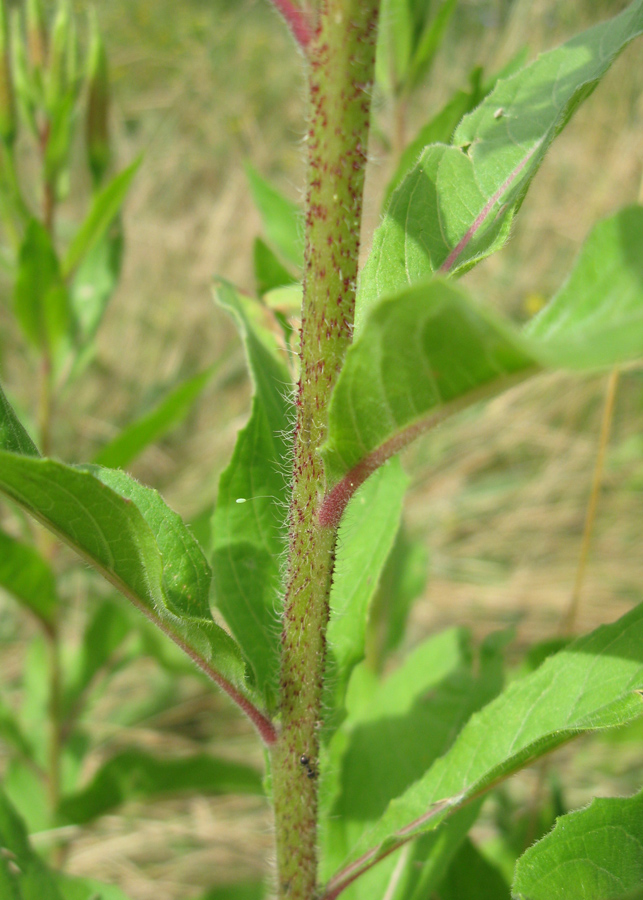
[0,698,34,761]
[253,237,298,296]
[0,527,58,625]
[326,459,409,717]
[13,219,72,356]
[405,0,457,92]
[69,220,123,344]
[440,837,509,900]
[0,452,249,696]
[245,163,303,269]
[358,0,643,323]
[62,157,140,277]
[513,790,643,900]
[63,598,130,715]
[324,205,643,486]
[199,884,265,900]
[211,281,291,706]
[93,365,217,469]
[366,525,428,670]
[0,383,39,456]
[58,748,263,825]
[55,872,133,900]
[0,787,62,900]
[375,0,414,94]
[329,602,643,891]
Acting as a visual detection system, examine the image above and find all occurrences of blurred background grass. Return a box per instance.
[2,0,643,896]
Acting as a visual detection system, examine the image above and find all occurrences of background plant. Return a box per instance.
[2,1,643,900]
[0,0,264,885]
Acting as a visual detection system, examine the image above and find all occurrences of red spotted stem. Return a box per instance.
[270,1,380,897]
[269,0,314,50]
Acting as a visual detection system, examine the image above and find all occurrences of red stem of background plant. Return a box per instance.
[269,0,313,49]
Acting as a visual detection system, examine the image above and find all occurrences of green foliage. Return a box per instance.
[323,206,643,485]
[58,749,263,825]
[513,790,643,900]
[359,0,643,321]
[2,1,643,898]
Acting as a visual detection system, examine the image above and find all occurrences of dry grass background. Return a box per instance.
[2,0,643,896]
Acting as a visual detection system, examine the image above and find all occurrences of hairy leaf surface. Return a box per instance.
[358,0,643,328]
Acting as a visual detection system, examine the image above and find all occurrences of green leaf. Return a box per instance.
[366,524,428,671]
[0,698,34,761]
[321,629,506,892]
[375,0,414,95]
[0,383,39,456]
[13,219,72,357]
[0,452,249,696]
[524,205,643,369]
[384,80,481,205]
[440,837,509,900]
[0,527,58,626]
[211,281,291,706]
[405,0,457,92]
[329,602,643,891]
[69,220,123,344]
[63,598,131,715]
[93,365,217,469]
[62,157,140,277]
[358,0,643,322]
[324,204,643,485]
[58,748,263,825]
[326,459,409,717]
[199,884,265,900]
[323,279,535,485]
[0,788,63,900]
[245,163,303,269]
[513,790,643,900]
[253,237,298,296]
[55,872,133,900]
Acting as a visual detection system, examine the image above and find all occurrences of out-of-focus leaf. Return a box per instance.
[406,0,457,92]
[359,0,643,320]
[199,884,265,900]
[513,790,643,900]
[211,281,291,707]
[366,524,428,671]
[3,759,51,835]
[324,206,643,486]
[0,382,39,456]
[0,452,250,697]
[253,237,297,296]
[0,788,63,900]
[69,220,123,344]
[440,837,509,900]
[375,0,414,95]
[0,699,33,761]
[0,527,58,626]
[63,598,131,715]
[525,205,643,369]
[93,365,217,469]
[55,873,133,900]
[62,157,140,277]
[328,602,643,892]
[13,219,72,357]
[326,459,409,719]
[245,163,303,268]
[58,749,263,825]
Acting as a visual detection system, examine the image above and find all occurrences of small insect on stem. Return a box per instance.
[300,754,317,779]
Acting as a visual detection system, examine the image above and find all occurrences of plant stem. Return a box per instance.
[270,1,380,896]
[560,368,619,635]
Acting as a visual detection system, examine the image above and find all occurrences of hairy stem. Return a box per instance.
[270,1,380,897]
